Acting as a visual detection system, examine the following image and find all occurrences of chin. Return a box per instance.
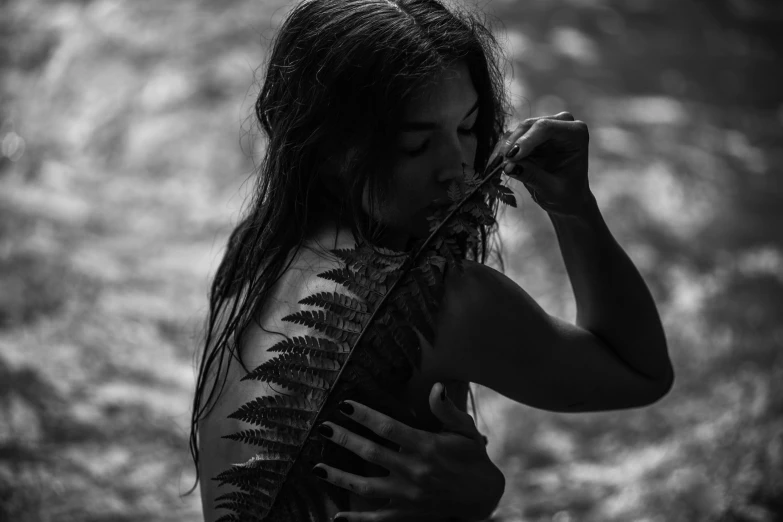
[373,207,436,250]
[409,218,429,239]
[409,207,438,239]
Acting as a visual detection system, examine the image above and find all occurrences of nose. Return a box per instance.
[434,140,469,186]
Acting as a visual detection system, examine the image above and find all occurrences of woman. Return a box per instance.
[188,0,675,520]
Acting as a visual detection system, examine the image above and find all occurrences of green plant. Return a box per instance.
[213,161,517,521]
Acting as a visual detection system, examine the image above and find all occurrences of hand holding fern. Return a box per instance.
[488,111,593,218]
[311,382,504,521]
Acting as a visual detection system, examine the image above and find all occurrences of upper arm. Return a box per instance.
[430,260,672,412]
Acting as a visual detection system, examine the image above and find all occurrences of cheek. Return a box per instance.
[361,169,427,225]
[390,169,429,212]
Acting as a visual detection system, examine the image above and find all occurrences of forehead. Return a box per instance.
[402,62,478,119]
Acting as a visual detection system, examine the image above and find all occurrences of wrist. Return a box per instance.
[548,190,600,225]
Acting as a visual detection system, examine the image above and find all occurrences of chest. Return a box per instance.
[203,239,473,517]
[343,326,471,513]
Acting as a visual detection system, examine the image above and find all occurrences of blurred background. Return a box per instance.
[1,0,781,520]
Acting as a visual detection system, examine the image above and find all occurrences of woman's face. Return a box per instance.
[362,61,479,250]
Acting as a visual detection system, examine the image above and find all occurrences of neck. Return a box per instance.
[306,216,413,254]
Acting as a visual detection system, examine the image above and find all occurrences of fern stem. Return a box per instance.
[411,161,507,262]
[272,161,509,514]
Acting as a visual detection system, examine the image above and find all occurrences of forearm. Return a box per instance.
[548,191,672,384]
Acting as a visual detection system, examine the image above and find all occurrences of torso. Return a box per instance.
[198,220,471,520]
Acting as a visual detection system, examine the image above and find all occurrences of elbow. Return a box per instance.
[660,363,675,397]
[644,363,675,406]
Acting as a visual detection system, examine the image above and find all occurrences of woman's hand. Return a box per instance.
[487,111,593,217]
[311,383,505,521]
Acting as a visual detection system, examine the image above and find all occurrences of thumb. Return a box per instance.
[429,382,481,441]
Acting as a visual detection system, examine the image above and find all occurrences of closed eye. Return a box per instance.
[405,124,478,157]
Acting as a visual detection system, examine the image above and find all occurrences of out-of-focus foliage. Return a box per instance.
[0,0,780,521]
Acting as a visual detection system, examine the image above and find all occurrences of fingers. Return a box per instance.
[487,112,576,171]
[317,420,415,476]
[336,400,423,450]
[310,462,402,500]
[548,111,575,121]
[331,507,430,522]
[428,382,482,442]
[503,157,546,185]
[486,130,513,173]
[505,115,587,164]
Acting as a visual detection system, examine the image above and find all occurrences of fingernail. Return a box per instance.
[488,154,503,171]
[440,384,448,401]
[506,144,519,158]
[318,424,333,438]
[311,466,327,479]
[338,401,354,416]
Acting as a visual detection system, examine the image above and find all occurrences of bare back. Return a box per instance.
[197,220,471,520]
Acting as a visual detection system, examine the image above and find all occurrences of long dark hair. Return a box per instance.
[186,0,513,495]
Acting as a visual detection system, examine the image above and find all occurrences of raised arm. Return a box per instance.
[547,191,672,385]
[425,112,673,412]
[430,255,672,412]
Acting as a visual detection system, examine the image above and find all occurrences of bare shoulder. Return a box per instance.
[198,240,354,521]
[240,244,352,363]
[437,258,549,332]
[429,258,672,411]
[424,258,550,373]
[202,238,358,426]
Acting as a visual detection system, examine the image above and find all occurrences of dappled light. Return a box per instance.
[1,0,781,521]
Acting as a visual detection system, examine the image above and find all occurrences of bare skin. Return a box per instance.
[197,223,504,522]
[359,61,480,252]
[199,60,673,521]
[309,62,673,519]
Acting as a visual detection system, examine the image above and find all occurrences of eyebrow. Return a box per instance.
[399,98,480,132]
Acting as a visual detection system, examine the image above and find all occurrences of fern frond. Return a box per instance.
[464,199,498,224]
[463,166,482,190]
[317,267,387,305]
[299,291,371,322]
[495,183,517,207]
[213,463,285,487]
[225,451,295,474]
[369,311,421,370]
[262,352,342,370]
[215,162,517,520]
[222,427,304,450]
[215,490,274,519]
[281,309,364,342]
[437,236,464,273]
[447,181,464,202]
[241,365,331,400]
[266,335,350,359]
[227,395,317,430]
[416,252,446,286]
[332,244,407,273]
[389,278,436,341]
[214,471,278,494]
